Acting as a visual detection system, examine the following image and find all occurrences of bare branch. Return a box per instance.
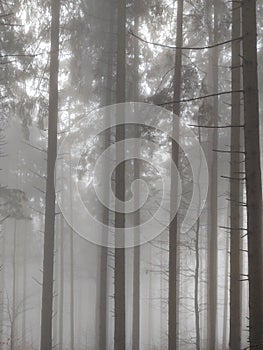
[158,90,244,106]
[129,29,242,51]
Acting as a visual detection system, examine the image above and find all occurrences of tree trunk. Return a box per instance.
[207,0,219,348]
[222,226,229,350]
[0,225,5,347]
[168,0,183,349]
[132,1,140,349]
[69,227,74,350]
[59,214,64,350]
[97,3,115,348]
[114,0,126,349]
[242,0,263,348]
[229,2,242,349]
[22,221,28,349]
[40,0,60,348]
[11,219,17,350]
[194,129,202,350]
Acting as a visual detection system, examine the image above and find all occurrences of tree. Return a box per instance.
[168,0,183,349]
[242,0,263,348]
[40,0,60,349]
[206,0,219,348]
[132,1,141,349]
[229,1,242,349]
[114,0,126,349]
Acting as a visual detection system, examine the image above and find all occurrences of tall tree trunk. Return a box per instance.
[148,247,153,349]
[59,214,64,350]
[53,220,59,346]
[207,1,219,348]
[194,129,202,350]
[242,0,263,348]
[168,0,183,349]
[97,3,115,348]
[229,2,242,349]
[69,226,74,350]
[22,221,28,349]
[132,1,140,349]
[222,227,229,350]
[11,219,17,350]
[0,225,5,347]
[114,0,126,349]
[40,0,60,348]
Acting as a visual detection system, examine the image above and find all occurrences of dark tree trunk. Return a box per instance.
[59,215,64,350]
[97,3,115,349]
[114,0,126,349]
[229,2,242,349]
[168,0,183,349]
[40,0,60,349]
[242,0,263,348]
[207,1,219,348]
[132,1,140,348]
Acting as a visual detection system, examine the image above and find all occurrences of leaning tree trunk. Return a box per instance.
[242,0,263,348]
[114,0,126,349]
[40,0,60,349]
[168,1,183,349]
[229,2,242,349]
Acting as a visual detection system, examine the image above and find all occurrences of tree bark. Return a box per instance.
[22,221,28,349]
[59,214,64,350]
[132,1,140,349]
[222,226,229,350]
[206,0,219,348]
[97,3,115,348]
[229,2,242,349]
[40,0,60,348]
[114,0,126,349]
[242,0,263,348]
[168,1,183,349]
[11,219,17,350]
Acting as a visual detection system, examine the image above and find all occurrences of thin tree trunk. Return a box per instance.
[53,220,59,346]
[11,220,17,350]
[194,129,202,350]
[229,2,242,349]
[148,247,153,349]
[59,214,64,350]
[22,221,27,349]
[222,228,229,350]
[168,1,183,349]
[242,0,263,348]
[132,1,140,348]
[40,0,60,348]
[207,1,219,348]
[114,0,126,349]
[0,224,5,347]
[69,228,74,350]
